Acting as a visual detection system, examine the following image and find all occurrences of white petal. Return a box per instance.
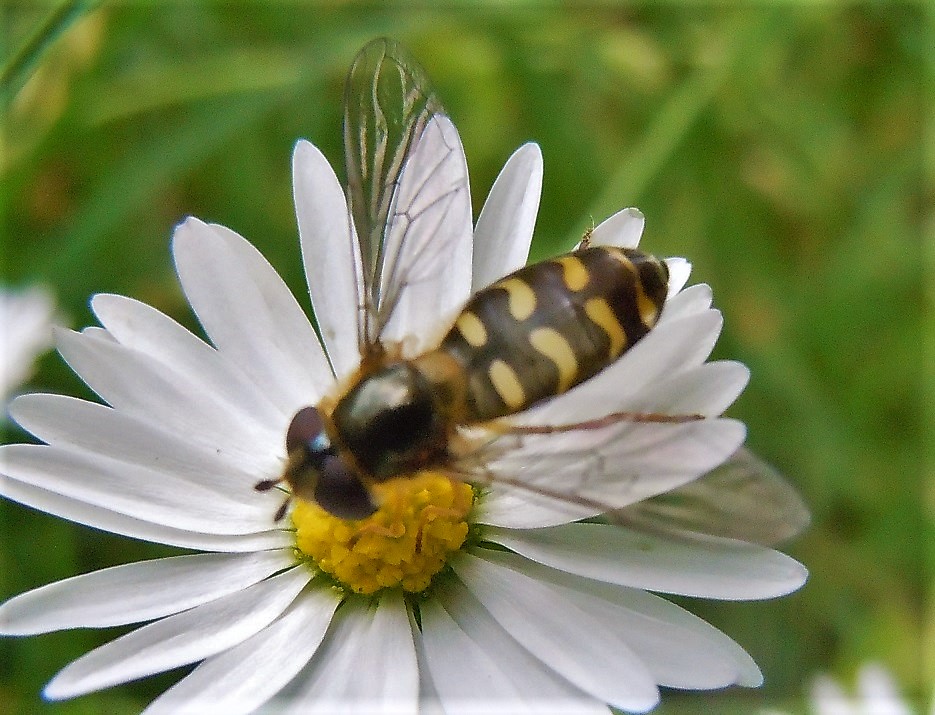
[855,664,913,715]
[810,675,852,715]
[10,394,279,498]
[80,326,114,341]
[90,294,283,432]
[665,258,692,297]
[0,478,289,552]
[0,444,273,535]
[172,218,331,415]
[486,522,808,599]
[378,115,473,353]
[410,615,445,715]
[277,591,418,714]
[475,548,762,689]
[472,143,542,290]
[810,663,913,715]
[44,566,311,700]
[588,207,645,249]
[472,489,593,531]
[293,140,364,382]
[660,282,712,323]
[453,551,659,712]
[143,587,341,715]
[54,329,280,473]
[0,550,294,635]
[0,285,55,403]
[625,360,750,417]
[424,578,607,715]
[592,588,762,690]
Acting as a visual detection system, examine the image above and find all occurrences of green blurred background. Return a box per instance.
[1,2,930,713]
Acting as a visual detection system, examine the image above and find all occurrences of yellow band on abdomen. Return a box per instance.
[487,359,526,409]
[528,327,579,393]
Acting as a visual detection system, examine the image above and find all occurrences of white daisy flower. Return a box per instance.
[0,40,807,714]
[764,662,927,715]
[811,663,918,715]
[0,285,56,410]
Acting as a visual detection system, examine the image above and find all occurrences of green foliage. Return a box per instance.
[1,3,929,713]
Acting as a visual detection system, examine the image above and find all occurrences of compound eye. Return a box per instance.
[314,455,377,520]
[286,406,326,454]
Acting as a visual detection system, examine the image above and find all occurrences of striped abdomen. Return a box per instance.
[431,246,669,422]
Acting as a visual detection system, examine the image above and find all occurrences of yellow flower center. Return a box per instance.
[292,472,474,595]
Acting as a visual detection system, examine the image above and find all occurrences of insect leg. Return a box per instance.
[500,410,705,436]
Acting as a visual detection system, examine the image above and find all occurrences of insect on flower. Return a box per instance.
[256,38,809,545]
[0,36,812,712]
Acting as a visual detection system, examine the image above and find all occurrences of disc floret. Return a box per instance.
[293,473,474,595]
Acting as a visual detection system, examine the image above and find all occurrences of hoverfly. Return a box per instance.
[256,38,809,546]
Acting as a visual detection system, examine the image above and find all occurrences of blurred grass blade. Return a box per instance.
[573,13,781,243]
[43,91,286,296]
[82,49,308,125]
[0,0,102,108]
[579,68,724,237]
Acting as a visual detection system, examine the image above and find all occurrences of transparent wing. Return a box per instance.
[462,413,740,523]
[344,38,467,354]
[463,413,809,546]
[612,447,810,545]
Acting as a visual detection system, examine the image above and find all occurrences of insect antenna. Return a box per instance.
[273,495,293,523]
[580,218,596,248]
[254,477,292,522]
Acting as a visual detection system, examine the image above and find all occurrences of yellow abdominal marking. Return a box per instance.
[635,281,660,327]
[456,311,488,348]
[585,297,627,358]
[292,473,473,595]
[529,327,578,393]
[497,278,537,321]
[488,359,526,409]
[607,250,660,328]
[607,249,635,271]
[556,256,589,292]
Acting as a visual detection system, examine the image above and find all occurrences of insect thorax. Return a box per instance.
[330,361,450,482]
